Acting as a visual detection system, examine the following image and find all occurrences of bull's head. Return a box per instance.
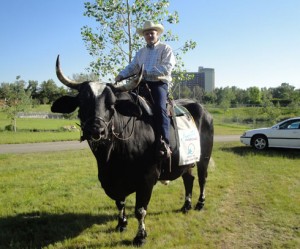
[51,55,143,141]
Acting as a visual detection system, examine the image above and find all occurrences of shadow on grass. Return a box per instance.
[222,145,300,159]
[0,212,114,249]
[0,209,182,248]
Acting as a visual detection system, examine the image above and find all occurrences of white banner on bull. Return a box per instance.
[176,115,201,166]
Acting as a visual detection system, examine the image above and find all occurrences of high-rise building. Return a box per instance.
[198,67,215,92]
[179,67,215,92]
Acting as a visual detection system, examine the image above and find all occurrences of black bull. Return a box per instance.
[51,56,214,246]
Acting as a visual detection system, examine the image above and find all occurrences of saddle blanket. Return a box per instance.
[175,108,201,166]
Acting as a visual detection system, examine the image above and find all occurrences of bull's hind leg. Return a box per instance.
[195,156,210,210]
[181,168,195,213]
[115,199,128,232]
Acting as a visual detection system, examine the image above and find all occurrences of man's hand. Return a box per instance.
[115,75,124,83]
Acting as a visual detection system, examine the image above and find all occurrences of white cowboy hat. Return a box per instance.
[137,21,164,36]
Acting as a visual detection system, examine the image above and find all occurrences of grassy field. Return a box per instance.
[0,109,249,144]
[2,104,300,144]
[0,142,299,249]
[0,123,246,144]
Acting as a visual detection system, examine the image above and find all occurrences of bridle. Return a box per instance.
[79,108,137,142]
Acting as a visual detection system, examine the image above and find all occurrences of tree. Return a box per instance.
[203,91,217,105]
[38,80,68,104]
[261,87,273,107]
[247,86,261,105]
[1,76,32,132]
[271,83,295,100]
[290,89,300,106]
[81,0,196,80]
[72,72,100,82]
[230,86,246,106]
[192,85,204,102]
[180,85,192,99]
[215,87,235,108]
[26,80,39,106]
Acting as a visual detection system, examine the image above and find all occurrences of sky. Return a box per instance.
[1,0,299,89]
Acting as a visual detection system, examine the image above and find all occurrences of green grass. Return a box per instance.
[0,131,80,144]
[0,142,299,248]
[0,124,244,144]
[0,109,250,144]
[214,123,249,135]
[0,115,80,144]
[0,117,78,131]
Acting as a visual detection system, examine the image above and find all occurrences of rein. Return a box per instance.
[111,116,137,141]
[80,109,137,142]
[110,91,140,141]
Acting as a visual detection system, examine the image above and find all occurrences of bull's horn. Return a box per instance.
[56,55,82,89]
[115,64,144,92]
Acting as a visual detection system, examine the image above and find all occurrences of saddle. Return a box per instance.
[133,93,187,118]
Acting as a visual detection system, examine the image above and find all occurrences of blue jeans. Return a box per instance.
[147,81,170,145]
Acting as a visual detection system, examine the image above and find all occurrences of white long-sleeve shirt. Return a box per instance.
[119,41,176,87]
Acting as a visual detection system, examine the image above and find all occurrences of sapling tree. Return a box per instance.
[81,0,196,93]
[1,76,32,132]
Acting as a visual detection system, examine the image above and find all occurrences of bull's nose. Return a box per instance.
[83,117,108,141]
[99,127,106,137]
[89,126,107,141]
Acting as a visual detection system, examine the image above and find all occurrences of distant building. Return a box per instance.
[179,67,215,92]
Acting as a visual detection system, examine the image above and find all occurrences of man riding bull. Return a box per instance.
[115,20,176,159]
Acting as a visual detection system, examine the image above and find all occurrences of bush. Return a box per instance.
[4,124,13,131]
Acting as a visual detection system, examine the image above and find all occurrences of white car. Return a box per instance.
[240,117,300,150]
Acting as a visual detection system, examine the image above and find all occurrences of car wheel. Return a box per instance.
[252,135,268,150]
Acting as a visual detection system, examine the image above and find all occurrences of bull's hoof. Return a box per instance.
[195,201,205,211]
[115,217,128,232]
[180,200,192,214]
[116,224,127,232]
[133,229,147,247]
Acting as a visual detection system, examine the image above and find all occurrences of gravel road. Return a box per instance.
[0,135,240,154]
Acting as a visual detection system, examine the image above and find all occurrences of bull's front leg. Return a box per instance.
[133,207,147,246]
[115,199,128,232]
[133,172,157,246]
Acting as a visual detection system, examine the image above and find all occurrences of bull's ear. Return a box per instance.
[51,96,79,113]
[115,99,142,117]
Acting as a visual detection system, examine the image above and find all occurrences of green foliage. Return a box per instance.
[211,106,300,129]
[72,72,100,82]
[81,0,196,79]
[201,83,300,108]
[38,79,68,104]
[1,78,69,106]
[271,82,295,99]
[247,86,261,105]
[0,77,33,132]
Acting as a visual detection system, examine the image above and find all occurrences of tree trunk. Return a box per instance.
[13,117,17,132]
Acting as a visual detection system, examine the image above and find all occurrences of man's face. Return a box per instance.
[143,29,159,45]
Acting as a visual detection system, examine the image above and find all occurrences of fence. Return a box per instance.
[17,112,64,119]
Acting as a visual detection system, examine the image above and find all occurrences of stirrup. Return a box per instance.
[158,139,172,159]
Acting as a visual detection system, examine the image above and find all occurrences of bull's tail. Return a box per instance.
[208,157,216,171]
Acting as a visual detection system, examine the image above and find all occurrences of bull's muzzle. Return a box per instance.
[83,117,109,141]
